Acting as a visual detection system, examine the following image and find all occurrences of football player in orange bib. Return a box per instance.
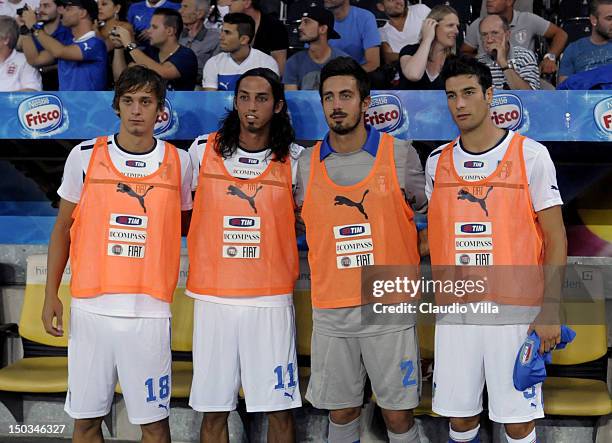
[186,68,303,442]
[297,57,428,443]
[427,55,566,443]
[43,66,193,443]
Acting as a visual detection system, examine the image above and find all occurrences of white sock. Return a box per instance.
[328,415,360,443]
[505,428,536,443]
[388,423,420,443]
[449,424,480,442]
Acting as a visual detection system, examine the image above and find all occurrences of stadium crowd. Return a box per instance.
[1,0,610,92]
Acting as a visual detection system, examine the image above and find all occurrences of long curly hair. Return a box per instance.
[214,68,295,163]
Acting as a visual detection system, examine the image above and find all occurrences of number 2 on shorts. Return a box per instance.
[145,375,170,402]
[400,359,417,387]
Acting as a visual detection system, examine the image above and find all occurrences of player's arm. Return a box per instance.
[112,46,129,81]
[401,140,428,256]
[43,198,76,337]
[529,204,567,353]
[201,57,219,91]
[362,46,380,72]
[21,33,56,66]
[361,13,381,72]
[460,42,477,56]
[34,30,85,61]
[543,23,568,61]
[293,150,309,237]
[130,50,182,80]
[270,49,287,76]
[381,41,399,64]
[181,211,192,237]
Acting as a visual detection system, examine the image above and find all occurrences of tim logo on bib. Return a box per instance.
[334,190,369,219]
[227,184,262,214]
[117,183,154,213]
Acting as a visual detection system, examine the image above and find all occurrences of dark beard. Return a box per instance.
[387,10,406,19]
[299,34,318,44]
[330,116,362,135]
[594,25,611,41]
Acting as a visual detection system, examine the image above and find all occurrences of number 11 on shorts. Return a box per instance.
[273,363,297,390]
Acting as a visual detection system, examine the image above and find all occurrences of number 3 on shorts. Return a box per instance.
[145,375,170,402]
[400,359,416,387]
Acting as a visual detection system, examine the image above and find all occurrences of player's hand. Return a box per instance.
[113,25,134,47]
[137,29,151,43]
[42,296,64,337]
[540,58,557,75]
[418,228,429,257]
[22,8,37,29]
[110,33,124,49]
[421,18,437,44]
[528,324,561,354]
[15,14,25,27]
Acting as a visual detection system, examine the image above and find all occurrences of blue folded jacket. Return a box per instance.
[513,325,576,391]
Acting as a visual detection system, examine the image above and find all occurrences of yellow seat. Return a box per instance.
[169,290,194,398]
[543,299,612,416]
[0,357,68,393]
[294,288,312,358]
[0,258,72,391]
[0,255,72,421]
[170,361,193,398]
[543,377,612,416]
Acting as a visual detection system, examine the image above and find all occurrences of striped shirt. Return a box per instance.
[478,45,541,90]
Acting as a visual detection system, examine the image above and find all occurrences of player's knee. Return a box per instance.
[450,415,480,432]
[381,408,414,434]
[505,421,535,439]
[330,406,361,425]
[73,417,104,435]
[203,411,230,430]
[141,418,170,442]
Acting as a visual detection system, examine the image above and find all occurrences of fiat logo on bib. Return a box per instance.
[154,98,177,136]
[18,94,65,134]
[593,97,612,136]
[490,93,524,130]
[365,94,404,133]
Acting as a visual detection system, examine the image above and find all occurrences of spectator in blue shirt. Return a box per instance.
[112,7,198,90]
[284,6,348,90]
[558,0,612,84]
[324,0,381,72]
[21,0,107,90]
[18,0,72,89]
[128,0,180,44]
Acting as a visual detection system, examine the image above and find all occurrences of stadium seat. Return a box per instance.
[168,287,195,399]
[561,17,592,44]
[543,298,612,416]
[558,0,590,22]
[285,20,306,55]
[414,320,436,416]
[0,254,71,422]
[294,252,313,402]
[286,0,324,22]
